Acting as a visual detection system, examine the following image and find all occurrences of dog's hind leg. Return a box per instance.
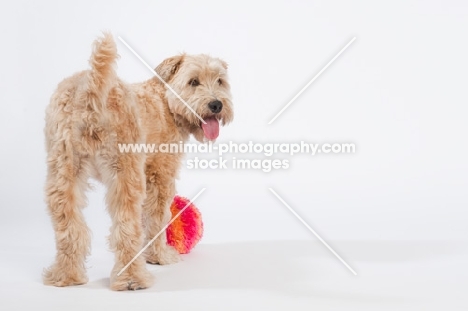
[43,149,90,287]
[143,170,180,265]
[103,152,154,291]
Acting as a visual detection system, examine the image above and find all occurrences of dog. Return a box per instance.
[43,33,233,290]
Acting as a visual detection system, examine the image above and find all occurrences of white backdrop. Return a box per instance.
[1,0,467,252]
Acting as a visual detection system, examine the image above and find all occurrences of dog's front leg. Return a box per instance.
[143,175,181,265]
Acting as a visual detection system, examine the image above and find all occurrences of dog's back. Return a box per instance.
[44,33,119,156]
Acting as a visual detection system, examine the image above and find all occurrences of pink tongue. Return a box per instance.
[201,117,220,140]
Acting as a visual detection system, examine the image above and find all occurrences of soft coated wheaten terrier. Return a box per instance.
[43,33,233,290]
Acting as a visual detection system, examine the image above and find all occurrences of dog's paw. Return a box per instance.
[110,266,154,291]
[146,245,181,265]
[43,263,88,287]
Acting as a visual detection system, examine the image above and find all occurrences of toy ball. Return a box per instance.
[166,195,203,254]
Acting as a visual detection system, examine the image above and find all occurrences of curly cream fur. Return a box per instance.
[43,33,233,291]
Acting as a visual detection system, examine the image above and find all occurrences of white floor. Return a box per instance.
[1,239,467,310]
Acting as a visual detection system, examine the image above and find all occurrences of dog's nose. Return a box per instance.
[208,100,223,113]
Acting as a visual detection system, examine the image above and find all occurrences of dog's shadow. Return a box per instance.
[85,241,324,295]
[149,241,321,294]
[85,240,463,297]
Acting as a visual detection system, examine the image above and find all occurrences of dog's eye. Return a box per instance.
[189,79,200,87]
[217,78,223,85]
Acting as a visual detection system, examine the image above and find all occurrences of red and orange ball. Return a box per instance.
[166,195,203,254]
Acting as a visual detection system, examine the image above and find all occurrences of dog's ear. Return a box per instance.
[155,55,184,82]
[219,59,228,70]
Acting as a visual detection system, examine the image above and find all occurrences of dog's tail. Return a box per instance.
[87,32,118,112]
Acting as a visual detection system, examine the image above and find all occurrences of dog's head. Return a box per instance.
[155,54,233,142]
